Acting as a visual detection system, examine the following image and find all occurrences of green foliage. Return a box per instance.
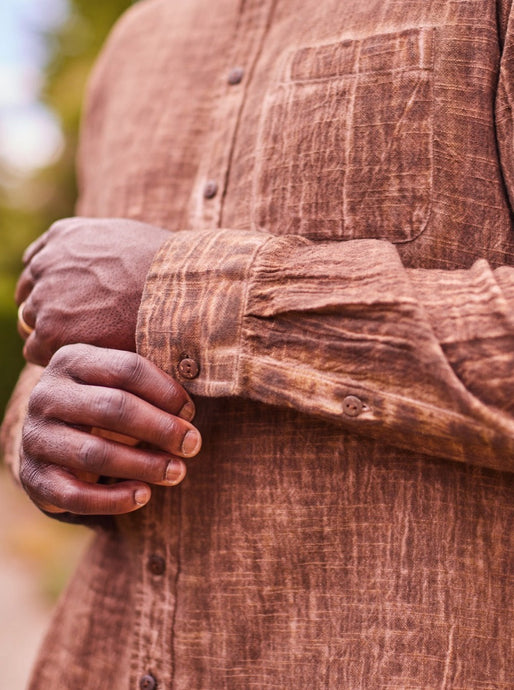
[0,0,133,420]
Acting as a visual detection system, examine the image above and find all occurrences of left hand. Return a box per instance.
[19,344,201,516]
[16,217,170,366]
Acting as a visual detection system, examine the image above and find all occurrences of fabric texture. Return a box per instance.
[11,0,514,687]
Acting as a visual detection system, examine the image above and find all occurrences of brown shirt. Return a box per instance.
[12,0,514,686]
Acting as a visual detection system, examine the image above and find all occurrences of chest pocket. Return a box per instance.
[252,27,434,243]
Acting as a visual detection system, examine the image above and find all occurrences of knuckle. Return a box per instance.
[166,378,187,405]
[158,415,181,447]
[49,344,73,370]
[33,318,56,354]
[50,343,86,371]
[78,437,109,472]
[34,311,49,338]
[29,252,45,279]
[19,456,37,490]
[27,382,52,418]
[48,219,67,236]
[57,483,81,511]
[92,388,127,423]
[53,343,77,362]
[113,352,145,386]
[21,422,44,455]
[19,456,47,500]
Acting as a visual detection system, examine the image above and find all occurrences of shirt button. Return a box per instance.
[203,180,218,199]
[343,395,363,417]
[139,674,157,690]
[227,66,244,85]
[178,357,200,379]
[147,555,166,576]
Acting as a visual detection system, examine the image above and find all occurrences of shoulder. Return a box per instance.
[88,0,170,86]
[79,0,173,142]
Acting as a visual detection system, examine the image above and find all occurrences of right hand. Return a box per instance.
[15,217,170,365]
[20,344,202,516]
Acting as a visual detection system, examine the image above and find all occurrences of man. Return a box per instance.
[2,0,514,687]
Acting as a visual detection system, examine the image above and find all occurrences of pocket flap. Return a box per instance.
[290,27,435,82]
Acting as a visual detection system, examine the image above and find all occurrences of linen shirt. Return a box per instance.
[10,0,514,686]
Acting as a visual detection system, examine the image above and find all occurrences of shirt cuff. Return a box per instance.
[136,228,269,396]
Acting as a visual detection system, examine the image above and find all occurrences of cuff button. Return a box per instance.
[178,357,200,379]
[343,395,363,418]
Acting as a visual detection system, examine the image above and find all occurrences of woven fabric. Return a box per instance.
[21,0,514,687]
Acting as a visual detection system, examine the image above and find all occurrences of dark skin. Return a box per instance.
[16,218,202,515]
[16,217,171,362]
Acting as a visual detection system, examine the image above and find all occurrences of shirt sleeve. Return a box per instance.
[0,363,44,483]
[137,229,514,474]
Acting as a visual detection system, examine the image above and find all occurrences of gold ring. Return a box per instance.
[18,302,34,336]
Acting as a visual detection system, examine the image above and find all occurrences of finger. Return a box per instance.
[22,231,49,266]
[24,422,187,486]
[23,330,53,367]
[22,461,152,515]
[19,298,36,329]
[20,453,152,515]
[55,344,196,421]
[17,320,32,342]
[17,305,36,342]
[31,379,202,458]
[15,265,36,305]
[38,467,99,514]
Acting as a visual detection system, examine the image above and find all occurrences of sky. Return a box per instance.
[0,0,68,173]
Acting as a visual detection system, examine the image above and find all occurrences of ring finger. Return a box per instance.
[15,263,36,306]
[17,300,36,341]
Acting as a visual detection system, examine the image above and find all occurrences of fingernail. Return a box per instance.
[134,487,151,506]
[165,459,187,485]
[181,429,201,457]
[178,401,195,421]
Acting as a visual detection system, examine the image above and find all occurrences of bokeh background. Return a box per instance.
[0,1,132,685]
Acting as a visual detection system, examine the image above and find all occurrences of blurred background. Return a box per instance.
[0,0,132,685]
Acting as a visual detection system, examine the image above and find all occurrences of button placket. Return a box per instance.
[129,496,181,689]
[187,0,276,231]
[134,4,277,688]
[140,674,157,690]
[147,555,166,576]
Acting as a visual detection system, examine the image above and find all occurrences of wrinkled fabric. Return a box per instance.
[24,0,514,687]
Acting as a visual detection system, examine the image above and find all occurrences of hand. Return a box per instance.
[20,344,202,516]
[15,217,170,365]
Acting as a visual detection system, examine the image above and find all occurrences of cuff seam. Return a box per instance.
[231,234,276,397]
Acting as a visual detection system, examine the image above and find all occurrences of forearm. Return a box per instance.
[137,229,514,473]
